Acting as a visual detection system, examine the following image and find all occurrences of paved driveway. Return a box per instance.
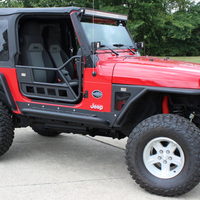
[0,127,199,200]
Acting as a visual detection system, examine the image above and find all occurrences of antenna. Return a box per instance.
[92,0,97,77]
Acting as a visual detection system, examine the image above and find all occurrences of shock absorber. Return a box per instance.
[162,95,186,117]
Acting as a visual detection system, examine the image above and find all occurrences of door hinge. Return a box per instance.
[84,90,88,98]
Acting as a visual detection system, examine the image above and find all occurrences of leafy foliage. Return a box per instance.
[0,0,199,56]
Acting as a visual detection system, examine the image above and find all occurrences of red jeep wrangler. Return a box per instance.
[0,7,200,197]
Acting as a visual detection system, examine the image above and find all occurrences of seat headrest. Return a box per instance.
[49,45,61,53]
[42,26,57,39]
[29,43,43,52]
[21,21,40,36]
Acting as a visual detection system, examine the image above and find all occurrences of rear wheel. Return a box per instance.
[32,126,61,137]
[126,114,200,197]
[0,102,14,157]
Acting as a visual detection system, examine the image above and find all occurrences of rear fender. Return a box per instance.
[0,73,17,111]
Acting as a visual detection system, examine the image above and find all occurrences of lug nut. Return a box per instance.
[163,160,167,164]
[166,150,170,154]
[158,156,161,160]
[168,157,172,160]
[159,150,163,154]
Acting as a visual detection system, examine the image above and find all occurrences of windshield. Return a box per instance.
[81,18,134,48]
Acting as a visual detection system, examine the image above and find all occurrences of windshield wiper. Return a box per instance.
[113,44,136,55]
[101,44,119,56]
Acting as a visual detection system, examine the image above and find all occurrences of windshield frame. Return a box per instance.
[80,14,136,51]
[70,10,136,68]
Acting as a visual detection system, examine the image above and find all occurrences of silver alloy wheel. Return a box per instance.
[143,137,185,179]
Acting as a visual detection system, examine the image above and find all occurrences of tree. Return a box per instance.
[0,0,199,56]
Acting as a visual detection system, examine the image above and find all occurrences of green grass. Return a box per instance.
[159,56,200,64]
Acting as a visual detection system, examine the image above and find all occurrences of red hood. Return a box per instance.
[111,56,200,89]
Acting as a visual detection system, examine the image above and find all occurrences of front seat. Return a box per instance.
[42,26,78,86]
[20,21,55,83]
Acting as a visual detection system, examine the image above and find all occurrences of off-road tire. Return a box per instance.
[0,102,14,157]
[32,126,61,137]
[126,114,200,197]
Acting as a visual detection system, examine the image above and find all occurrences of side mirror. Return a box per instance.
[136,42,144,49]
[91,42,101,52]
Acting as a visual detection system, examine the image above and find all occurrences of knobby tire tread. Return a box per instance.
[125,114,200,197]
[0,102,14,157]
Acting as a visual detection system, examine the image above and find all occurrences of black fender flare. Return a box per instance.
[113,85,200,127]
[0,73,17,111]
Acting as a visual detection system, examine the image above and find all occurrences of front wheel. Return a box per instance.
[126,114,200,197]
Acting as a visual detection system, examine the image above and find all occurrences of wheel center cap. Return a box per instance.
[163,153,168,160]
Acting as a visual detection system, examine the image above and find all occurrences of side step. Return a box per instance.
[21,108,110,127]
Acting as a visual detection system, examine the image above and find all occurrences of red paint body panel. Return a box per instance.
[79,50,135,112]
[112,55,200,89]
[81,57,115,112]
[0,66,113,113]
[2,50,200,114]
